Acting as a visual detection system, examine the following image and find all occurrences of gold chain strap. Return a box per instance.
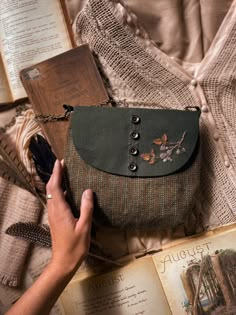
[34,99,111,123]
[34,100,199,124]
[34,113,69,123]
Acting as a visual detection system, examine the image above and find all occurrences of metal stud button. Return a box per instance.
[128,162,137,172]
[131,115,140,124]
[191,79,198,87]
[224,161,230,168]
[201,105,209,113]
[129,147,139,156]
[130,131,140,140]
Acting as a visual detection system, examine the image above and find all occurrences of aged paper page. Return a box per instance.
[0,51,12,103]
[0,0,72,101]
[154,227,236,315]
[59,257,172,315]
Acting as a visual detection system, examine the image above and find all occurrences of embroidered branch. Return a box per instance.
[140,131,187,165]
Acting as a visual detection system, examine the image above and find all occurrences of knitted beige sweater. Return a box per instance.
[74,0,236,229]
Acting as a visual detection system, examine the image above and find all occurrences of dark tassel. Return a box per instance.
[28,135,92,230]
[29,134,56,184]
[5,222,52,247]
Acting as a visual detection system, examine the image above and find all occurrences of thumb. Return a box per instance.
[76,189,94,232]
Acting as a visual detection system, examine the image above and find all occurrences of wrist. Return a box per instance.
[48,256,82,279]
[46,261,76,283]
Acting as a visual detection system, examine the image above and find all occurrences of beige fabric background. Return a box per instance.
[0,107,43,287]
[66,0,233,62]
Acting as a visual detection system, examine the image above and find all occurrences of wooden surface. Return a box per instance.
[20,45,108,159]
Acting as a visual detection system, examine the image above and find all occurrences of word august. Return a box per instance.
[86,274,125,292]
[160,242,211,273]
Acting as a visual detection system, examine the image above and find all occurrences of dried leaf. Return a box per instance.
[141,149,157,164]
[140,153,151,161]
[0,160,26,188]
[0,138,36,196]
[149,149,156,164]
[150,149,155,157]
[153,138,162,145]
[149,158,156,165]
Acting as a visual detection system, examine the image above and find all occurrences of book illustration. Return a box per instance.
[155,227,236,315]
[181,250,236,315]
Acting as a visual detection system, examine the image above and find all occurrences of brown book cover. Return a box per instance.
[20,44,108,159]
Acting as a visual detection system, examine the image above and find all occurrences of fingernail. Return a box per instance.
[54,159,60,169]
[83,189,93,200]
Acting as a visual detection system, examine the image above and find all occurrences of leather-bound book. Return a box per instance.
[20,44,108,159]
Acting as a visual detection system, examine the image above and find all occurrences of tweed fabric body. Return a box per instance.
[65,129,201,229]
[73,0,236,228]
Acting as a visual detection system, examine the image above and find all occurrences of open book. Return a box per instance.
[0,0,73,104]
[59,224,236,315]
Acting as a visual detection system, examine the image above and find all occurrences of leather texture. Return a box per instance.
[71,106,200,177]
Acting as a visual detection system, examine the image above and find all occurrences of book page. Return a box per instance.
[154,227,236,315]
[0,51,12,103]
[0,0,72,101]
[59,257,172,315]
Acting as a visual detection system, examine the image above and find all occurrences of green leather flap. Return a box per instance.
[71,106,200,177]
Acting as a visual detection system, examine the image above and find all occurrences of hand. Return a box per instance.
[46,159,93,275]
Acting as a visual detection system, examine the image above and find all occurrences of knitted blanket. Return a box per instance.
[0,108,42,287]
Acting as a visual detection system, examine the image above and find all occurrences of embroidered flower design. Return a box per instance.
[140,132,186,165]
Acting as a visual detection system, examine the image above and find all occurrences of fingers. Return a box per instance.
[77,189,94,232]
[47,159,63,191]
[61,159,65,168]
[46,159,69,210]
[47,160,94,236]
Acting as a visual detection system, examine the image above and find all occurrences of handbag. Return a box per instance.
[64,105,201,229]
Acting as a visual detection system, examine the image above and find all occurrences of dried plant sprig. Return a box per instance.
[140,131,187,165]
[0,138,47,210]
[0,138,37,195]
